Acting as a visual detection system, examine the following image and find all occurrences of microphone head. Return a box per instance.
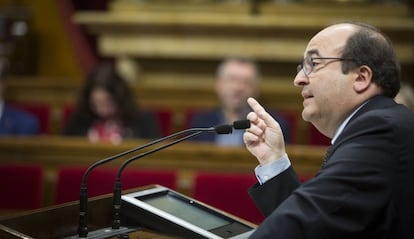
[214,124,233,134]
[233,120,251,129]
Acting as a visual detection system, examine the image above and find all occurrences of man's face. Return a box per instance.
[294,24,358,135]
[215,61,258,113]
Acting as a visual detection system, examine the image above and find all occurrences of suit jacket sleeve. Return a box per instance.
[248,112,399,239]
[248,166,300,217]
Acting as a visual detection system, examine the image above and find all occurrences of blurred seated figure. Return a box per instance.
[0,58,39,135]
[63,62,161,143]
[394,81,414,111]
[190,57,291,146]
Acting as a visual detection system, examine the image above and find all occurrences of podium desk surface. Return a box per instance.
[0,185,256,239]
[0,186,179,239]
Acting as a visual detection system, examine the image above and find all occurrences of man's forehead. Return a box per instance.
[305,24,356,56]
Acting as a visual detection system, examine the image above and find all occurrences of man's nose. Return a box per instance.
[293,71,309,87]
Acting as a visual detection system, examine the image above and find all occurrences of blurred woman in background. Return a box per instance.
[64,62,160,143]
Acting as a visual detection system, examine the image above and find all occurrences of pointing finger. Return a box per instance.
[247,97,280,129]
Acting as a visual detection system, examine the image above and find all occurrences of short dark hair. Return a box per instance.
[216,56,261,80]
[340,22,400,98]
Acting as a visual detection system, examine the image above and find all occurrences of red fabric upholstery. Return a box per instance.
[151,109,173,137]
[0,164,43,210]
[11,103,50,134]
[54,167,116,204]
[54,167,177,204]
[192,172,265,225]
[61,104,75,130]
[309,124,331,146]
[121,168,177,190]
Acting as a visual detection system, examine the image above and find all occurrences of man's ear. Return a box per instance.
[353,65,373,93]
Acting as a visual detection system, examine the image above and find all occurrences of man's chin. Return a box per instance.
[301,109,314,123]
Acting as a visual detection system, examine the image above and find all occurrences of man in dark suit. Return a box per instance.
[190,57,291,146]
[0,58,39,135]
[243,22,414,238]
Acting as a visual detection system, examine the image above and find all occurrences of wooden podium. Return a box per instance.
[0,186,180,239]
[0,185,256,239]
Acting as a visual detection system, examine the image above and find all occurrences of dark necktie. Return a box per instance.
[321,145,332,169]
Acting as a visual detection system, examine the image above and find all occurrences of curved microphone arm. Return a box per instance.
[77,119,248,237]
[77,127,213,237]
[111,131,204,229]
[110,121,250,229]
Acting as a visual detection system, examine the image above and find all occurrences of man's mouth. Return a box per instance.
[302,91,313,100]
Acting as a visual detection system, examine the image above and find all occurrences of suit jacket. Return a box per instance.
[0,105,39,135]
[190,108,292,144]
[63,110,161,139]
[248,95,414,239]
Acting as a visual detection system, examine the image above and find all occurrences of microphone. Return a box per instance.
[75,122,237,238]
[111,120,250,230]
[233,119,251,130]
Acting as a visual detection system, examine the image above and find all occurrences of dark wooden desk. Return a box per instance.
[0,186,183,239]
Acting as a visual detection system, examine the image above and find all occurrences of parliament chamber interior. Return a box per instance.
[0,0,413,234]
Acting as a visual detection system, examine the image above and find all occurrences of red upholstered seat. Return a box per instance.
[121,168,177,190]
[151,109,173,137]
[61,104,75,131]
[54,166,116,204]
[54,166,177,204]
[309,124,331,146]
[192,172,265,225]
[0,164,44,210]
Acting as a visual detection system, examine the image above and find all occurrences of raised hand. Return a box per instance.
[243,97,286,166]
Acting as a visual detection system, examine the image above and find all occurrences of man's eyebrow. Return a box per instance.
[306,49,320,56]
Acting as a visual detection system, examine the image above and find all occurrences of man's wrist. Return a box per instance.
[255,154,291,184]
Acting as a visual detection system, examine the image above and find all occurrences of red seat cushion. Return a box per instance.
[309,124,331,146]
[192,172,264,224]
[0,164,43,210]
[54,166,177,204]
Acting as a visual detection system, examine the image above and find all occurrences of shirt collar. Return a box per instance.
[331,102,367,145]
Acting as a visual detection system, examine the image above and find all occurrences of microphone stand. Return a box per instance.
[111,121,249,229]
[112,131,204,229]
[74,126,228,238]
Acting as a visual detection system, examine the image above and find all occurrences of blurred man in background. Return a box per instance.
[190,57,291,146]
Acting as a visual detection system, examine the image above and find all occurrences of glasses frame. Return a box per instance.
[297,57,354,76]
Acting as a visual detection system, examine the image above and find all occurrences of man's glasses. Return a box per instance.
[297,57,354,76]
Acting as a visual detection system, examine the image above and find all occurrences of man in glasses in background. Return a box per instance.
[244,22,414,238]
[190,56,291,146]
